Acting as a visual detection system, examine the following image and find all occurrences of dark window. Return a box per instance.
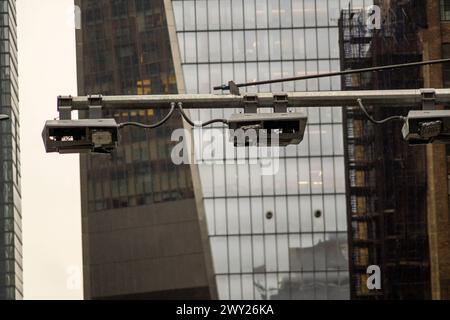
[443,44,450,87]
[441,0,450,20]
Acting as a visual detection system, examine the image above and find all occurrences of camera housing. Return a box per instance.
[402,110,450,145]
[42,119,119,154]
[228,112,308,147]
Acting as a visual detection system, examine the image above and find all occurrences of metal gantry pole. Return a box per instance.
[58,89,450,113]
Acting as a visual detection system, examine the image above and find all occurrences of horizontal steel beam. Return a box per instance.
[59,89,450,111]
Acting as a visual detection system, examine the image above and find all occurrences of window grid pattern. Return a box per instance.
[0,0,22,300]
[173,0,372,300]
[441,0,450,21]
[80,0,196,213]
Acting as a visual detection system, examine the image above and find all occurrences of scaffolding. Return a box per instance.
[339,0,431,300]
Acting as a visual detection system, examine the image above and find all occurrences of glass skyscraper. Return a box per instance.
[0,0,22,300]
[76,0,216,299]
[170,0,372,300]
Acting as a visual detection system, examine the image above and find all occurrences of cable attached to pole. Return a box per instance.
[177,102,229,127]
[176,102,196,126]
[356,99,406,124]
[118,102,229,129]
[118,102,176,129]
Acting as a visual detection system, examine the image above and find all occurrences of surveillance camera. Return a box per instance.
[227,112,308,147]
[402,110,450,145]
[42,119,119,154]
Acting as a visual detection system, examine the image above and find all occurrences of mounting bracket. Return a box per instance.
[273,93,289,113]
[243,94,259,113]
[88,94,103,119]
[228,81,240,96]
[421,88,436,111]
[57,95,73,120]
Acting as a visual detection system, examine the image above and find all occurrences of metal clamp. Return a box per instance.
[420,88,436,110]
[273,93,289,113]
[228,81,241,96]
[57,95,73,120]
[88,94,103,119]
[243,94,259,113]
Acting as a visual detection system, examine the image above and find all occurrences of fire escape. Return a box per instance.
[339,1,431,300]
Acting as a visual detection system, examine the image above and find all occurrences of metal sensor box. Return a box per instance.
[402,110,450,145]
[227,112,308,147]
[42,119,119,154]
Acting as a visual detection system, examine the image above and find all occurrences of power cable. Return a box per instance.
[118,102,229,129]
[177,102,229,127]
[118,102,176,129]
[357,99,406,124]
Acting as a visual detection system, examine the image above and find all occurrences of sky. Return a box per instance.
[17,0,83,299]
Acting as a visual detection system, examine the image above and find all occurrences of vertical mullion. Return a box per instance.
[216,0,233,301]
[231,0,245,299]
[288,0,297,299]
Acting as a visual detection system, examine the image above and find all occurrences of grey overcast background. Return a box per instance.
[17,0,83,299]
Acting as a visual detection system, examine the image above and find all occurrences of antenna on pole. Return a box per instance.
[213,58,450,92]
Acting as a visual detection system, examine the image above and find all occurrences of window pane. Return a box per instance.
[281,29,293,60]
[304,0,316,26]
[241,236,253,272]
[245,30,257,61]
[198,64,209,93]
[217,275,230,300]
[316,0,328,26]
[196,0,207,29]
[184,32,197,62]
[197,32,208,62]
[233,31,245,61]
[227,198,239,234]
[305,29,317,59]
[269,29,281,60]
[280,0,293,27]
[220,0,232,29]
[183,0,196,30]
[442,0,450,20]
[182,64,198,93]
[255,0,268,28]
[211,237,228,274]
[221,32,233,62]
[208,0,220,29]
[292,0,305,27]
[244,0,256,28]
[268,0,280,27]
[257,30,269,60]
[232,0,244,28]
[265,235,277,272]
[443,44,450,86]
[229,236,241,273]
[209,32,221,61]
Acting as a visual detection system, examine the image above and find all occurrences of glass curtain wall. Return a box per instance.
[171,0,372,300]
[0,0,22,300]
